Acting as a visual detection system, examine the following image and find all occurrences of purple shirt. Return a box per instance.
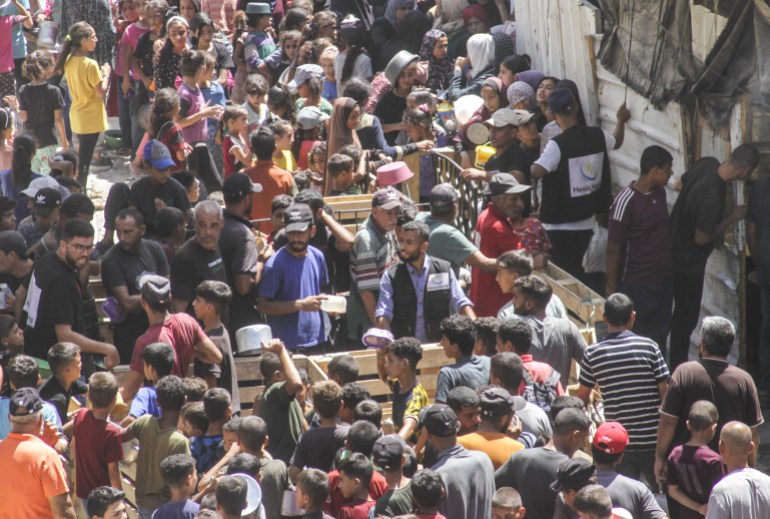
[178,83,208,143]
[667,444,724,519]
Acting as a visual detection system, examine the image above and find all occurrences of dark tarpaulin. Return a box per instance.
[596,0,699,109]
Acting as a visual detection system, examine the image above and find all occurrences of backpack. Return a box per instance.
[521,367,560,413]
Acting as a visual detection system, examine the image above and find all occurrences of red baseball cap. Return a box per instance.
[593,422,629,454]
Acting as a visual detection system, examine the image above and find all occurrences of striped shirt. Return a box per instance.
[351,216,399,293]
[579,331,669,451]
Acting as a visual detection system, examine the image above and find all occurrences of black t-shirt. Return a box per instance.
[171,238,228,317]
[375,90,408,145]
[39,375,88,425]
[18,83,64,147]
[23,252,84,359]
[485,141,532,184]
[134,31,157,78]
[670,158,726,275]
[219,210,260,334]
[129,177,191,237]
[209,41,234,76]
[101,239,170,360]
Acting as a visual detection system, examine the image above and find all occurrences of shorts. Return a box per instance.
[31,144,58,176]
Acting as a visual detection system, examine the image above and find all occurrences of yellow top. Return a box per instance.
[64,56,108,134]
[274,149,297,172]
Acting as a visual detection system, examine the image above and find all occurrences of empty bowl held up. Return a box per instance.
[377,161,414,186]
[235,324,273,355]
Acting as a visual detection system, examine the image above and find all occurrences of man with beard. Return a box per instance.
[375,220,474,342]
[259,203,331,353]
[471,173,532,317]
[100,208,170,364]
[219,174,263,336]
[23,219,120,367]
[171,201,228,319]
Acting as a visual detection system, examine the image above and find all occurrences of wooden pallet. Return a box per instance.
[536,262,605,329]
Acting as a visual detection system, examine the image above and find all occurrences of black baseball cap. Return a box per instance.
[9,387,44,417]
[284,203,314,233]
[419,404,459,438]
[222,173,263,199]
[372,435,405,471]
[429,183,459,210]
[550,458,596,492]
[372,188,403,210]
[0,230,29,260]
[479,386,515,413]
[32,187,62,216]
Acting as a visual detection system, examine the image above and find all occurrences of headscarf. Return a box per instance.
[419,29,454,91]
[482,77,508,110]
[492,32,515,71]
[434,0,470,39]
[463,5,488,28]
[456,77,507,148]
[518,70,545,91]
[385,0,414,28]
[377,10,431,71]
[507,81,534,107]
[326,98,361,185]
[467,33,494,78]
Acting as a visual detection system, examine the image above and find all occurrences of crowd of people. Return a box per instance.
[0,0,769,518]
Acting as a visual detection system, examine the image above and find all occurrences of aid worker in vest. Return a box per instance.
[374,220,475,342]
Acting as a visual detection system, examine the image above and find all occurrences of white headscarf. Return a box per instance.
[467,33,494,78]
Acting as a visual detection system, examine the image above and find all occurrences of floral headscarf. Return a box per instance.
[419,29,454,91]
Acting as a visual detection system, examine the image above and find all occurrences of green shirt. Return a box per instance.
[258,381,305,464]
[295,97,333,116]
[373,481,413,517]
[417,213,477,272]
[128,415,190,510]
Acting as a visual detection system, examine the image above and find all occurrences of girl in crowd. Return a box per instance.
[457,76,507,167]
[150,88,189,171]
[243,3,277,69]
[259,30,301,85]
[375,51,419,145]
[271,120,297,172]
[305,10,337,42]
[419,30,453,94]
[498,54,531,89]
[447,33,495,101]
[267,85,295,123]
[507,81,535,110]
[119,0,151,153]
[492,32,515,74]
[220,104,251,178]
[0,110,13,170]
[191,13,234,91]
[325,97,361,193]
[534,75,559,130]
[319,46,339,102]
[293,106,326,171]
[0,135,40,222]
[403,107,437,202]
[56,21,111,187]
[179,0,200,24]
[156,16,191,90]
[294,65,332,115]
[200,53,227,174]
[335,15,372,95]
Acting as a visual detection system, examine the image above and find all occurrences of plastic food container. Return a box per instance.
[235,324,272,355]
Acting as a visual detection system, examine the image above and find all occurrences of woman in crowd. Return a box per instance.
[325,97,361,192]
[457,76,507,166]
[179,0,200,24]
[419,29,454,94]
[434,0,471,59]
[447,32,495,101]
[377,9,431,72]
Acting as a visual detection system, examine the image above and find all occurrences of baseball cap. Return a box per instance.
[550,458,596,492]
[297,106,329,130]
[488,173,532,196]
[548,87,575,113]
[593,422,629,455]
[479,386,515,414]
[372,435,405,471]
[222,173,263,199]
[429,183,459,210]
[372,188,403,211]
[143,139,176,170]
[139,273,171,305]
[9,387,44,417]
[288,64,324,90]
[32,187,62,216]
[0,196,15,213]
[419,404,459,438]
[20,175,61,199]
[485,108,535,128]
[283,203,314,233]
[0,230,29,260]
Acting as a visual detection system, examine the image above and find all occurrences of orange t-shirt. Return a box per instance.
[244,160,296,235]
[0,432,70,519]
[458,431,525,469]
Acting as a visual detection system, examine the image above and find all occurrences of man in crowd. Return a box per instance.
[376,220,474,342]
[577,293,669,489]
[669,144,759,369]
[259,203,330,353]
[348,188,401,345]
[23,219,120,367]
[100,208,170,364]
[606,145,674,352]
[0,230,34,318]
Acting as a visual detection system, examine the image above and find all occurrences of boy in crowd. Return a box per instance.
[376,337,429,442]
[327,154,361,196]
[192,388,232,473]
[411,469,447,519]
[667,401,724,518]
[340,382,371,425]
[495,250,567,319]
[184,377,209,402]
[64,372,123,506]
[256,339,306,464]
[269,194,293,241]
[493,487,527,519]
[446,386,482,435]
[297,468,333,519]
[193,280,240,414]
[39,341,88,424]
[125,342,176,425]
[0,315,24,396]
[337,453,375,519]
[122,375,191,518]
[353,400,383,430]
[435,315,490,404]
[180,401,208,439]
[222,416,241,452]
[328,354,360,386]
[372,435,413,517]
[153,454,200,518]
[474,317,500,356]
[216,475,250,519]
[86,487,128,519]
[290,380,349,479]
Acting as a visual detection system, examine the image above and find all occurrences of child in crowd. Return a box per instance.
[199,53,227,176]
[0,355,63,440]
[222,416,241,453]
[371,435,412,517]
[18,187,60,248]
[403,107,438,200]
[179,401,208,438]
[126,342,175,424]
[435,315,490,404]
[243,74,271,134]
[328,354,359,386]
[667,400,725,518]
[0,109,13,170]
[339,383,371,425]
[193,280,240,414]
[377,337,429,442]
[150,88,190,171]
[353,400,383,430]
[215,475,250,519]
[327,153,361,196]
[271,120,297,172]
[184,376,209,402]
[117,0,150,151]
[64,372,124,507]
[122,375,191,516]
[267,85,295,123]
[39,341,88,424]
[154,454,200,518]
[293,109,326,173]
[260,30,301,84]
[220,104,251,178]
[243,3,277,68]
[268,194,292,241]
[305,141,327,192]
[294,64,332,115]
[171,170,201,206]
[86,486,129,519]
[474,317,500,356]
[191,387,232,473]
[289,380,348,479]
[296,468,332,519]
[411,469,447,519]
[17,51,68,175]
[296,367,316,425]
[320,46,339,103]
[0,315,24,396]
[337,452,375,519]
[492,487,526,519]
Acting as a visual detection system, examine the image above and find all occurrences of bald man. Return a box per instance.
[705,421,770,518]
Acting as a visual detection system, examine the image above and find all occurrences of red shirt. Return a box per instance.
[338,499,375,519]
[131,313,208,377]
[324,470,388,517]
[471,203,524,316]
[517,354,566,396]
[72,408,124,499]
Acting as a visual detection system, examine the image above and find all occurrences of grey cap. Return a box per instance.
[488,173,532,196]
[139,274,171,305]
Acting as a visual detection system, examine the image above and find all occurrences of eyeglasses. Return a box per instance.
[68,242,94,253]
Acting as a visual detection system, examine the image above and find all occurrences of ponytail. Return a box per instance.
[341,44,364,84]
[55,22,94,75]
